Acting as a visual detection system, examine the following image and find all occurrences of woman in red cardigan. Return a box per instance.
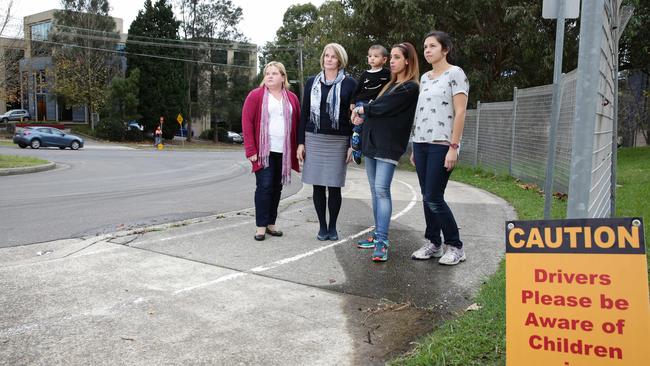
[241,61,301,241]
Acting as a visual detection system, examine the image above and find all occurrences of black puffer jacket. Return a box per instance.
[361,81,419,161]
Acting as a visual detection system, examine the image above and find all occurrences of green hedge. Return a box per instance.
[95,117,125,141]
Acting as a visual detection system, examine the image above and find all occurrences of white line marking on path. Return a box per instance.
[173,178,419,294]
[135,220,253,246]
[134,202,311,247]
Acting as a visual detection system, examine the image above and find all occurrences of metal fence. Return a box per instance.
[567,0,623,219]
[461,0,626,219]
[460,70,577,194]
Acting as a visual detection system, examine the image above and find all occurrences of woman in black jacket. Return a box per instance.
[351,42,420,262]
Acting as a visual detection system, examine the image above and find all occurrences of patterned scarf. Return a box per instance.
[310,69,345,130]
[259,87,293,185]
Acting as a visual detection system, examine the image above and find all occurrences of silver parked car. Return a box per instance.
[13,127,84,150]
[1,109,31,123]
[227,131,243,143]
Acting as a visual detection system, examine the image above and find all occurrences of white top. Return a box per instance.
[268,95,292,153]
[411,65,469,143]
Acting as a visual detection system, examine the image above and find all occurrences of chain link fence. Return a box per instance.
[460,70,577,194]
[460,0,626,219]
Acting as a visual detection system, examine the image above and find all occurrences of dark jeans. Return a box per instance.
[254,152,283,227]
[412,143,463,248]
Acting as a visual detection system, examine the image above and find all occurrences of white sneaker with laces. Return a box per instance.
[438,246,466,265]
[411,243,444,260]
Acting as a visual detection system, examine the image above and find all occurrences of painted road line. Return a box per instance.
[173,177,418,294]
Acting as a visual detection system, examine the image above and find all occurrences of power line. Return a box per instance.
[32,39,256,70]
[54,29,254,53]
[55,24,301,50]
[56,24,259,49]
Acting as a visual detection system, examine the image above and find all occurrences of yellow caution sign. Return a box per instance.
[506,217,648,365]
[177,114,183,125]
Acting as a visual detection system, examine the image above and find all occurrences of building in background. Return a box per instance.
[191,42,257,136]
[18,9,124,122]
[2,9,257,127]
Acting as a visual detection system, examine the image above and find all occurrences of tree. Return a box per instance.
[258,3,318,98]
[619,0,649,145]
[0,0,13,36]
[104,67,140,122]
[620,0,650,73]
[176,0,249,141]
[51,0,121,125]
[345,0,579,106]
[126,0,187,137]
[0,1,23,111]
[260,5,317,85]
[262,2,360,100]
[265,0,582,108]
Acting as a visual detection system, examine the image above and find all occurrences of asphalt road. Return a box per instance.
[0,143,301,247]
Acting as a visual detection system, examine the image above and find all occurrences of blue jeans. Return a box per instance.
[254,152,283,227]
[364,157,396,242]
[412,143,462,248]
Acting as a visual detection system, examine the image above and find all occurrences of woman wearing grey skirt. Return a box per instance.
[297,43,357,241]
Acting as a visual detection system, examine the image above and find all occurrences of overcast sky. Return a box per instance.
[4,0,324,46]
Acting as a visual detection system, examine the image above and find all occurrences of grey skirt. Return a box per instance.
[302,132,350,187]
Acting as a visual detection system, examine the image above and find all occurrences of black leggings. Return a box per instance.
[312,185,342,232]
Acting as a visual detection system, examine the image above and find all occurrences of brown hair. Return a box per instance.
[378,42,419,97]
[368,44,388,58]
[424,30,455,63]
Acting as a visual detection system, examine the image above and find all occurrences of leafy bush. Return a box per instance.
[199,128,214,140]
[95,117,124,141]
[162,124,178,140]
[124,129,143,142]
[199,127,231,142]
[71,125,96,137]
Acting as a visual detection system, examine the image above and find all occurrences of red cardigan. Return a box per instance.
[241,86,301,173]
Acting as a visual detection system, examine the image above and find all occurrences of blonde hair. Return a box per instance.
[259,61,290,89]
[378,42,420,97]
[319,43,348,70]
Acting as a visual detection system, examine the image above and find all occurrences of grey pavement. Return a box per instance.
[0,166,515,365]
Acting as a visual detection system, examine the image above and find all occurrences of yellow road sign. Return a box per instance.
[177,114,183,125]
[506,217,648,366]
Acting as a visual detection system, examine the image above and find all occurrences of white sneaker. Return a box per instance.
[411,243,444,260]
[438,246,466,265]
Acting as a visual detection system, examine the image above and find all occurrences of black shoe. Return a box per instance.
[254,233,266,241]
[328,229,339,241]
[317,229,328,241]
[266,228,283,237]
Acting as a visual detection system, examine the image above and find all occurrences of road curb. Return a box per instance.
[0,162,56,176]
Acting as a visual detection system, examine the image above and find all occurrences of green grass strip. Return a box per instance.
[0,154,49,169]
[392,146,649,365]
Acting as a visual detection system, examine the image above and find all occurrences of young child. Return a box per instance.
[350,45,391,164]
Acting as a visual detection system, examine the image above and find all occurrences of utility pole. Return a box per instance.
[298,35,304,101]
[543,0,566,219]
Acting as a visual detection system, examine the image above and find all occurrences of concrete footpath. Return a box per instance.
[0,166,515,365]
